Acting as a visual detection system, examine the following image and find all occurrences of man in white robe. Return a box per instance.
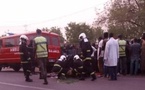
[104,33,119,80]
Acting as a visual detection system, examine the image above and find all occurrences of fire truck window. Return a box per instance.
[16,37,20,46]
[52,37,59,46]
[4,38,15,47]
[46,36,50,45]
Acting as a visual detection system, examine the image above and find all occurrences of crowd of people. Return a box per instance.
[19,29,145,85]
[54,32,97,81]
[98,32,145,77]
[59,32,145,81]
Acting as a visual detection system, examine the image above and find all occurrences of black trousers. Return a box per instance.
[22,62,31,78]
[52,66,62,74]
[83,60,95,76]
[108,66,117,80]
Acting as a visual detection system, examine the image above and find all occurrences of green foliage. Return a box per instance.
[95,0,145,39]
[42,27,65,43]
[65,22,103,44]
[50,27,65,43]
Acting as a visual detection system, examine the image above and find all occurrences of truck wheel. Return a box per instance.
[13,66,21,72]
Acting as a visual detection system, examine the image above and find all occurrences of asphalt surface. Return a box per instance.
[0,68,145,90]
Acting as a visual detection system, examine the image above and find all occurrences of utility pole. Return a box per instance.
[24,24,28,32]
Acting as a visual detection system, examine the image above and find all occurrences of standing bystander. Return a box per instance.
[141,33,145,75]
[117,34,127,75]
[34,29,48,85]
[104,33,119,80]
[130,38,141,75]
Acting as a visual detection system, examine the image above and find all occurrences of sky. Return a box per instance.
[0,0,109,36]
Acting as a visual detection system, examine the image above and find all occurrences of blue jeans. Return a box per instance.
[130,58,139,75]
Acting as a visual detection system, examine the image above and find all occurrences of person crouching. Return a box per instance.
[52,55,68,79]
[73,55,85,80]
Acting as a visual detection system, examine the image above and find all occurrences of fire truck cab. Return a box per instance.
[0,31,61,72]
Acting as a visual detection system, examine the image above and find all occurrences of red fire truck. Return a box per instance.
[0,31,61,72]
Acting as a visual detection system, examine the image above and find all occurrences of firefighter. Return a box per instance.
[79,33,96,81]
[52,55,68,79]
[73,55,85,80]
[19,35,33,82]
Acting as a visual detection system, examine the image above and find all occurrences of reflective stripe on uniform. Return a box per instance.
[83,57,92,61]
[118,40,126,57]
[36,51,48,58]
[54,64,61,67]
[87,50,91,52]
[36,41,47,44]
[78,66,83,69]
[55,67,62,74]
[90,72,95,75]
[74,69,78,72]
[27,70,31,72]
[34,36,48,58]
[61,73,65,76]
[82,72,85,74]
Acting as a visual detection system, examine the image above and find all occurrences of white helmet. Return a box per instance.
[20,35,28,40]
[79,33,86,40]
[73,55,80,60]
[58,55,66,61]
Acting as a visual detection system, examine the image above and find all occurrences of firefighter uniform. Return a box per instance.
[34,29,48,85]
[73,55,85,80]
[52,55,68,79]
[19,35,33,82]
[79,33,96,81]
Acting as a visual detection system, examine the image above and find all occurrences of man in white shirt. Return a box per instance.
[104,33,119,80]
[97,37,104,77]
[97,32,109,77]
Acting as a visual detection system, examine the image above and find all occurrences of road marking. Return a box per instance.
[0,81,54,90]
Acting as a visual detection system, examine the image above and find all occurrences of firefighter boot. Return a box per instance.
[91,74,96,81]
[39,73,43,79]
[61,73,66,80]
[25,76,33,82]
[43,78,48,85]
[79,74,85,80]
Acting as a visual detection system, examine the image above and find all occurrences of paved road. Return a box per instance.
[0,68,145,90]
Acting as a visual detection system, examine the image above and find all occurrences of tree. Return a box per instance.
[65,22,101,44]
[42,27,65,44]
[95,0,145,39]
[93,27,104,39]
[49,27,65,44]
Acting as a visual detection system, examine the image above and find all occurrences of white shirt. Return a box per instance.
[104,37,119,66]
[97,39,104,59]
[91,46,97,57]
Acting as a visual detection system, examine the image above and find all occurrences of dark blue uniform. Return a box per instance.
[19,38,32,82]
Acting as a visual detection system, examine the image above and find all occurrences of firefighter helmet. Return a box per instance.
[73,55,80,60]
[59,55,66,61]
[20,35,28,40]
[79,33,86,40]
